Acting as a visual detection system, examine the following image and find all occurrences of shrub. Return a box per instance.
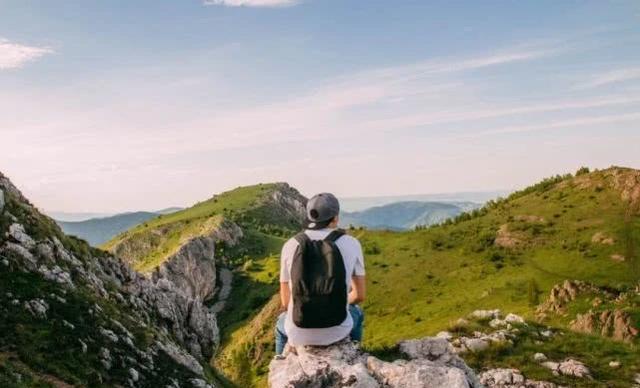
[576,166,590,176]
[363,241,381,255]
[488,251,504,262]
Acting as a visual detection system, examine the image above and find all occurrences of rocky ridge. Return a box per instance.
[108,182,305,306]
[0,171,218,387]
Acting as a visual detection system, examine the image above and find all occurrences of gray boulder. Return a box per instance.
[8,223,36,249]
[268,339,481,388]
[479,368,562,388]
[23,299,49,319]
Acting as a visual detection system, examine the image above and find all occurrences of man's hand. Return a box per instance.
[280,282,290,310]
[349,276,366,305]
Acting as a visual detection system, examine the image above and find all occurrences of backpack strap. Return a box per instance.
[294,231,310,245]
[324,229,346,243]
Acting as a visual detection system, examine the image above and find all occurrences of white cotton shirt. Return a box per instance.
[279,228,366,346]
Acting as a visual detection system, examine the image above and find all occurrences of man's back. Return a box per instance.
[279,228,365,346]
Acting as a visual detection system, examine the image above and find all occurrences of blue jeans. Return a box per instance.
[275,304,364,355]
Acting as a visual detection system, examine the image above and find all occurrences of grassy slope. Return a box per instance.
[213,255,281,387]
[360,168,638,349]
[215,167,640,387]
[103,183,299,272]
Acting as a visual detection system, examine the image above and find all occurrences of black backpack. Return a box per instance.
[290,229,348,328]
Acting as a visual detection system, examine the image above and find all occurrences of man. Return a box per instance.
[275,192,366,355]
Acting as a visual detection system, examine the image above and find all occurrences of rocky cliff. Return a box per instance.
[150,221,243,302]
[0,171,218,387]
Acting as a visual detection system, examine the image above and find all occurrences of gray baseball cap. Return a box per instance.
[306,193,340,230]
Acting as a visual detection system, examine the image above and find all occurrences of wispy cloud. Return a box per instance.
[579,67,640,88]
[467,112,640,138]
[0,38,53,70]
[350,48,552,84]
[203,0,299,7]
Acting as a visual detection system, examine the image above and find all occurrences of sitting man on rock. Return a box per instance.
[275,193,366,355]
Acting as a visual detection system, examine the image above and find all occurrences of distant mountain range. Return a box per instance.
[55,207,182,246]
[49,207,183,222]
[339,201,481,230]
[51,192,504,245]
[54,197,486,245]
[340,190,506,212]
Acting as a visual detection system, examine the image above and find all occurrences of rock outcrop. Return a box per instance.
[151,220,242,302]
[268,338,481,388]
[607,167,640,212]
[267,183,308,223]
[570,309,638,342]
[537,280,638,342]
[536,280,604,315]
[210,267,233,313]
[494,224,524,249]
[0,171,218,386]
[479,368,562,388]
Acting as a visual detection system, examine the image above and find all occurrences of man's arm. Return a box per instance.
[348,276,366,305]
[280,282,290,311]
[279,238,295,311]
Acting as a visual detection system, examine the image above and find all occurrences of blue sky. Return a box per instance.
[1,0,639,212]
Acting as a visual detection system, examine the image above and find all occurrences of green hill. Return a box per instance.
[214,166,640,387]
[103,182,306,272]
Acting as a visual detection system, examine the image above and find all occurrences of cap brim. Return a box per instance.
[305,218,333,230]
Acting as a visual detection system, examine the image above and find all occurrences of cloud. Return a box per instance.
[3,31,639,212]
[467,112,640,138]
[203,0,299,7]
[579,67,640,88]
[0,38,53,70]
[350,48,552,84]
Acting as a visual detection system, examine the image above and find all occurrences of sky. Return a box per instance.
[1,0,639,213]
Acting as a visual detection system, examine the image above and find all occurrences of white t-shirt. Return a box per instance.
[279,228,366,346]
